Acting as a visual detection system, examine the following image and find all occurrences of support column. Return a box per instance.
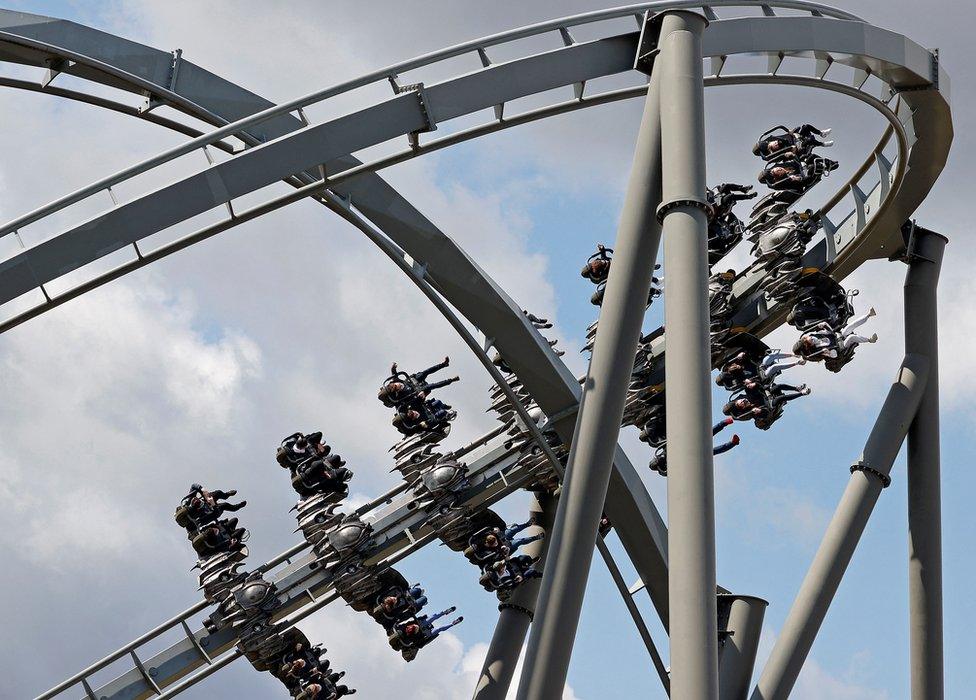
[905,228,946,700]
[752,354,930,700]
[514,20,666,700]
[718,594,768,700]
[657,11,716,700]
[473,493,556,700]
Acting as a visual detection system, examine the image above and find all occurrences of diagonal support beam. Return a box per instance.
[473,493,556,700]
[752,352,930,700]
[515,15,667,699]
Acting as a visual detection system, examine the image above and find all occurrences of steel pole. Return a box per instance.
[514,26,666,700]
[718,594,768,700]
[657,11,716,700]
[473,493,556,700]
[905,229,946,700]
[751,354,930,700]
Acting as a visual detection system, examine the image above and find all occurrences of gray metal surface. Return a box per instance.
[0,15,949,307]
[87,437,539,700]
[657,11,718,700]
[718,595,768,700]
[905,229,946,700]
[751,353,931,700]
[0,3,953,699]
[517,16,665,697]
[473,493,556,700]
[2,12,675,630]
[3,13,951,644]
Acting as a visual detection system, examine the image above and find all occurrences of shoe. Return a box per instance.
[802,387,812,395]
[822,139,835,147]
[821,128,832,136]
[869,333,878,343]
[868,307,877,317]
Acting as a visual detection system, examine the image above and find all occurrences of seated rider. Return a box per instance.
[753,124,832,162]
[393,397,455,436]
[277,432,330,472]
[581,244,612,284]
[648,418,740,476]
[637,411,667,447]
[465,523,545,568]
[481,555,543,592]
[378,358,458,409]
[295,452,352,495]
[372,585,428,628]
[706,183,755,262]
[389,609,463,660]
[179,484,246,533]
[793,308,878,362]
[191,518,247,557]
[758,156,837,192]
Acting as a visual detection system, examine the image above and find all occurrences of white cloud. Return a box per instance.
[301,605,580,700]
[0,280,263,572]
[754,626,889,700]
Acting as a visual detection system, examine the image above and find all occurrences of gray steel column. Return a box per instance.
[718,594,768,700]
[473,492,556,700]
[752,354,930,700]
[657,11,716,700]
[905,229,947,700]
[515,23,666,700]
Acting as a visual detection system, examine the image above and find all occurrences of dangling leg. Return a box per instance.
[712,434,740,456]
[510,533,545,553]
[842,332,878,350]
[415,357,450,382]
[432,617,464,636]
[426,606,456,624]
[504,521,532,539]
[775,388,811,405]
[844,307,876,333]
[763,357,806,381]
[711,417,734,436]
[761,351,794,367]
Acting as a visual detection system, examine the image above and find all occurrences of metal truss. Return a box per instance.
[0,2,951,699]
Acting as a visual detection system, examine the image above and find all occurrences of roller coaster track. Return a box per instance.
[0,2,950,698]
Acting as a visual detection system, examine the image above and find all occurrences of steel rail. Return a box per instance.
[0,66,909,337]
[0,76,226,144]
[3,6,948,698]
[34,420,511,700]
[0,1,859,242]
[0,15,936,318]
[0,71,908,395]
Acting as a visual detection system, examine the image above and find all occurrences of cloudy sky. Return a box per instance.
[0,1,973,698]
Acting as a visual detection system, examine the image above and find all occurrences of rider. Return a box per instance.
[378,358,458,408]
[753,124,832,161]
[648,418,740,476]
[389,609,464,660]
[706,183,756,262]
[180,484,247,532]
[277,432,330,471]
[793,308,878,361]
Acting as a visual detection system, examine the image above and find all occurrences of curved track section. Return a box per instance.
[0,3,951,699]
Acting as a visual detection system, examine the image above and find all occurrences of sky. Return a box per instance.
[0,1,973,699]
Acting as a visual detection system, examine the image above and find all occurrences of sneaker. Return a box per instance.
[821,128,832,136]
[801,387,812,395]
[868,307,877,317]
[822,139,835,147]
[869,333,878,343]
